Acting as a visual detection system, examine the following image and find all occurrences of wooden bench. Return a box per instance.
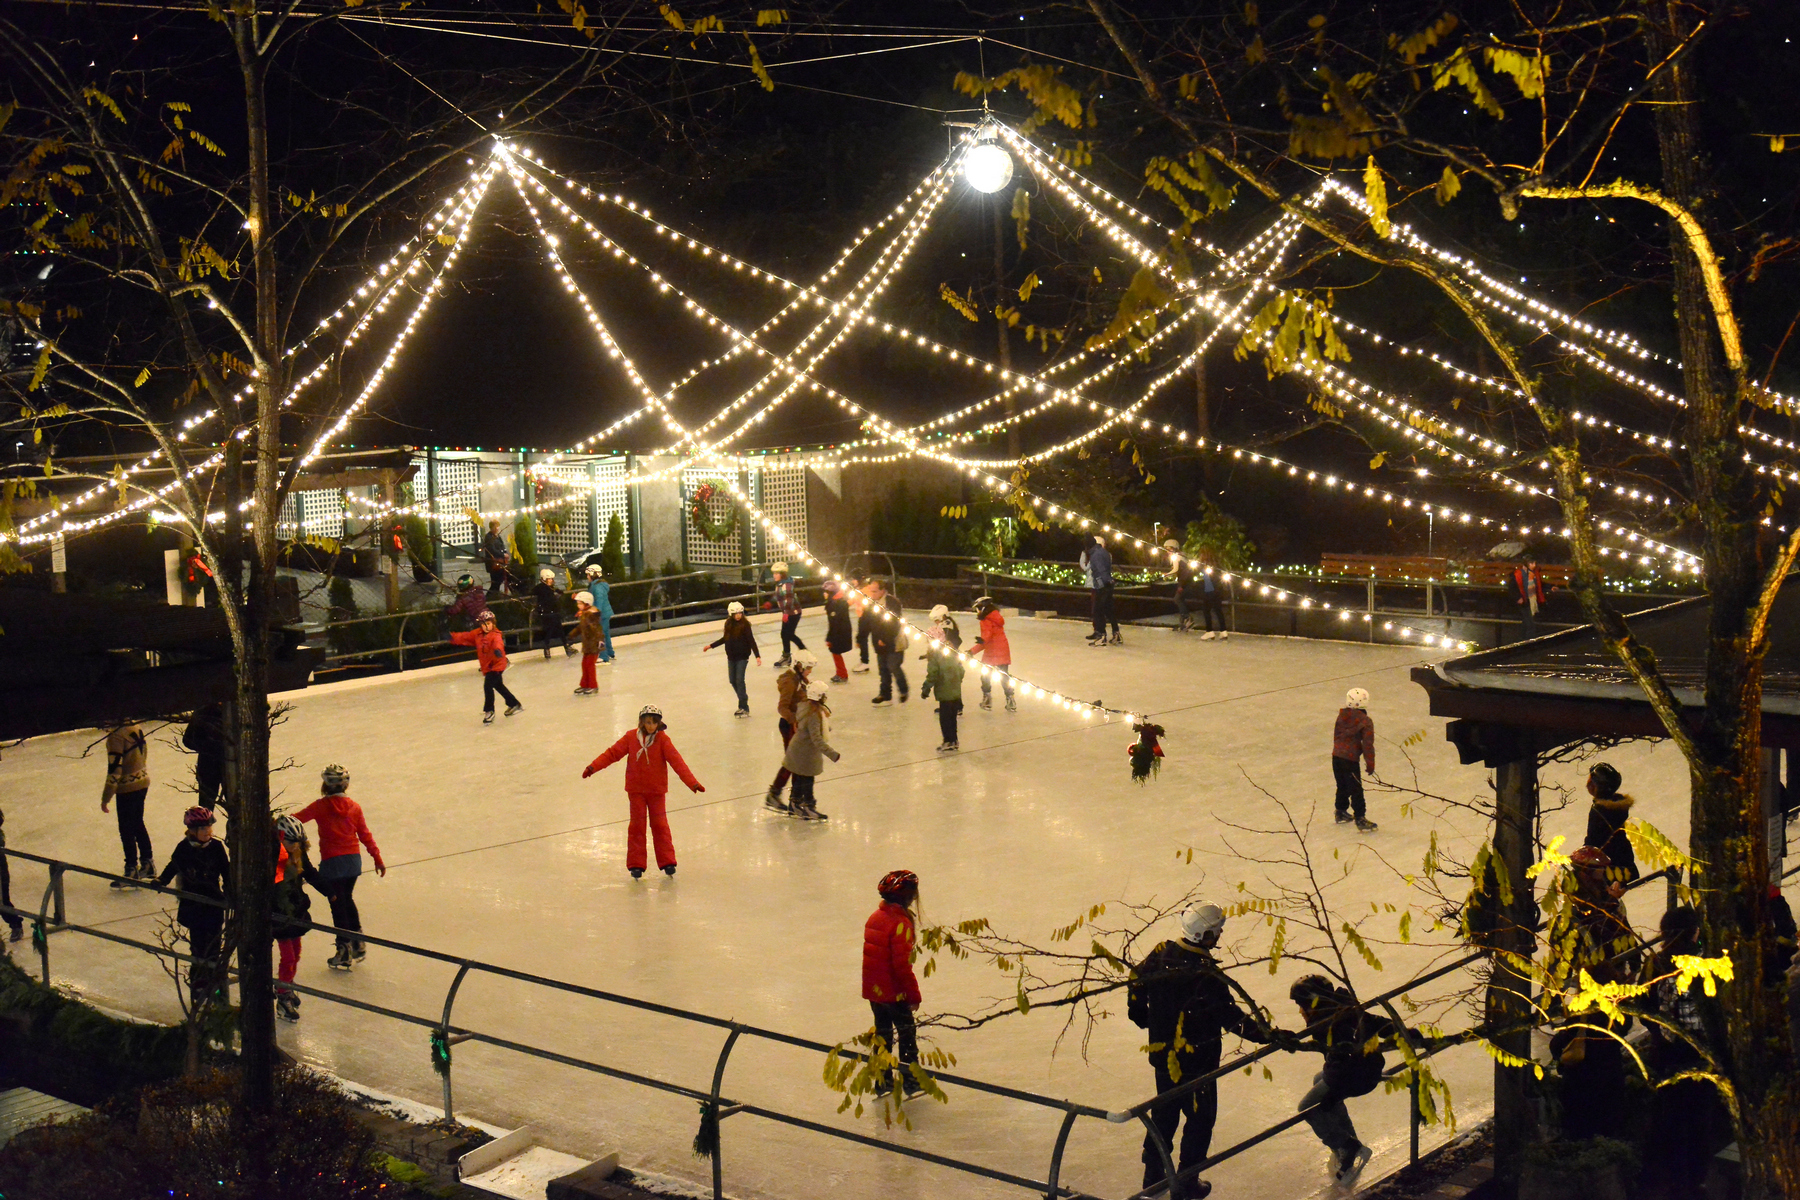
[1464,561,1572,588]
[1320,554,1455,581]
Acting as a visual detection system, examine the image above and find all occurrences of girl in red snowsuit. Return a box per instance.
[582,704,705,878]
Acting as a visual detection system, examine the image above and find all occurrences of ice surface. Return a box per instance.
[0,613,1695,1200]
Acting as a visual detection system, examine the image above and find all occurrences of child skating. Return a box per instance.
[571,592,602,695]
[919,605,958,702]
[271,813,322,1021]
[296,764,386,970]
[156,806,231,1007]
[971,596,1015,711]
[782,679,839,820]
[450,610,523,724]
[862,869,923,1098]
[923,623,965,753]
[764,650,816,811]
[849,575,872,673]
[823,580,852,683]
[771,562,806,668]
[1332,688,1377,831]
[582,704,705,878]
[532,567,570,660]
[584,564,615,663]
[705,600,762,716]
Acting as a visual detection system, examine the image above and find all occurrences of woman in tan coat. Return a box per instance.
[100,720,154,884]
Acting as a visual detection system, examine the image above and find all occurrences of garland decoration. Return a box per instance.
[690,480,739,543]
[1128,720,1166,784]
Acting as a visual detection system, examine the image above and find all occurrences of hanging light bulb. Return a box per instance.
[963,142,1014,193]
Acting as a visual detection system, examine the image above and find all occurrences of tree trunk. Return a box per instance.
[1642,4,1800,1194]
[1489,751,1540,1193]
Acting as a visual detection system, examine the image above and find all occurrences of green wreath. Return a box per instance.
[690,479,739,543]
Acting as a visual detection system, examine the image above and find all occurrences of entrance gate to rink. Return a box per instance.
[3,848,1499,1200]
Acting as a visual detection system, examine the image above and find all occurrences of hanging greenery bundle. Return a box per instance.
[1127,720,1166,784]
[690,480,739,542]
[527,473,575,534]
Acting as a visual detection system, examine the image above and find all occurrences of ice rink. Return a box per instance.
[0,611,1694,1200]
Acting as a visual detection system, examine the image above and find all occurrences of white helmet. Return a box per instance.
[727,601,745,615]
[540,567,555,582]
[804,680,828,702]
[771,561,789,574]
[1180,903,1225,943]
[639,704,663,719]
[1345,688,1370,709]
[929,604,949,623]
[1163,539,1180,551]
[574,590,594,606]
[586,564,603,578]
[790,649,818,671]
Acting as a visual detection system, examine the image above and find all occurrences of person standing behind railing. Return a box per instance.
[100,719,155,886]
[296,764,387,971]
[156,806,231,1008]
[1128,904,1272,1200]
[483,519,511,596]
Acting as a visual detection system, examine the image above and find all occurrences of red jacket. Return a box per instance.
[975,611,1011,665]
[295,795,384,869]
[450,627,509,674]
[861,901,921,1005]
[584,727,703,795]
[1333,708,1375,771]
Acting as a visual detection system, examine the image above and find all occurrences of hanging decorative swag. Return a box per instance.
[690,480,739,543]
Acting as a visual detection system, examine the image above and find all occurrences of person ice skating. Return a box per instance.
[450,610,522,724]
[156,807,232,1007]
[850,575,873,673]
[483,518,511,595]
[783,680,839,820]
[182,701,229,817]
[570,592,602,695]
[582,704,705,878]
[771,562,807,667]
[705,600,762,715]
[918,605,958,701]
[1282,975,1402,1187]
[869,583,909,706]
[296,764,386,971]
[971,596,1014,711]
[862,870,923,1097]
[764,650,816,811]
[823,580,853,683]
[0,807,23,944]
[532,567,570,660]
[100,719,155,885]
[1332,689,1378,831]
[1129,904,1271,1200]
[444,574,488,631]
[1581,761,1639,884]
[584,564,615,663]
[1084,535,1121,645]
[271,814,322,1021]
[1165,540,1196,634]
[1196,554,1229,640]
[923,620,964,753]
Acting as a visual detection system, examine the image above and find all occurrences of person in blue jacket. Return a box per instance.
[584,564,615,662]
[1083,535,1120,645]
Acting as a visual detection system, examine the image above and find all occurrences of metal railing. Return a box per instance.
[1,846,1510,1200]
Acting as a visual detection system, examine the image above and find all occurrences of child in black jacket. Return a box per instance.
[158,806,233,1007]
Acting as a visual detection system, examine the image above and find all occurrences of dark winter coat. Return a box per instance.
[869,594,904,655]
[532,581,561,618]
[483,530,510,571]
[1583,794,1639,882]
[1297,986,1396,1098]
[182,703,226,773]
[272,836,322,942]
[1332,707,1375,771]
[708,616,760,661]
[774,576,802,618]
[862,901,921,1005]
[824,597,853,653]
[445,586,488,624]
[1129,940,1267,1066]
[158,836,232,929]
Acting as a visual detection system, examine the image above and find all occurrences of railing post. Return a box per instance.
[35,865,64,985]
[51,862,65,926]
[708,1026,743,1200]
[1136,1111,1176,1200]
[1367,573,1376,642]
[395,610,411,673]
[438,962,474,1121]
[1409,1073,1420,1164]
[1043,1108,1081,1200]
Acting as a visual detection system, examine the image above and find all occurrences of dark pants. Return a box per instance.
[980,665,1013,700]
[728,657,749,709]
[877,650,908,700]
[856,614,872,663]
[1300,1072,1360,1155]
[937,701,960,744]
[770,718,796,794]
[1332,756,1366,820]
[1143,1054,1220,1195]
[196,762,225,813]
[780,614,806,658]
[185,917,225,1008]
[114,788,153,873]
[323,874,362,951]
[488,565,508,595]
[870,1001,918,1068]
[1091,583,1118,638]
[536,612,562,656]
[1173,586,1190,625]
[1559,1031,1625,1141]
[483,670,520,713]
[790,774,816,808]
[1199,591,1226,632]
[0,853,21,936]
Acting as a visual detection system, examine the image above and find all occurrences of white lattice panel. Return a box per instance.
[592,457,631,556]
[533,466,590,556]
[278,488,345,539]
[432,458,479,548]
[758,465,808,556]
[683,467,743,566]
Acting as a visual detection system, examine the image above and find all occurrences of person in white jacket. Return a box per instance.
[781,681,839,822]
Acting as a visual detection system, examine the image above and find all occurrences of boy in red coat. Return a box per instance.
[450,610,523,724]
[582,704,705,878]
[862,869,923,1097]
[1332,688,1377,832]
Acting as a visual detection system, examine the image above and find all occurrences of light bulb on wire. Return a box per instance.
[963,142,1013,193]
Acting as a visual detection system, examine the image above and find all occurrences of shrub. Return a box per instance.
[0,956,185,1101]
[511,514,538,575]
[601,512,626,580]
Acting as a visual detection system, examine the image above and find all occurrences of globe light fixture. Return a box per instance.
[963,141,1014,193]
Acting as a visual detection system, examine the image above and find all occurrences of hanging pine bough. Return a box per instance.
[689,479,738,542]
[527,472,575,534]
[1128,720,1166,784]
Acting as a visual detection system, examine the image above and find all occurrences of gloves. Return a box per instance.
[581,766,596,778]
[692,784,706,793]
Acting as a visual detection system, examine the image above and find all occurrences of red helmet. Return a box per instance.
[183,806,216,827]
[877,869,918,899]
[1569,845,1611,870]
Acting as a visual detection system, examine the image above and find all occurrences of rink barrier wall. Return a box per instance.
[0,851,1728,1200]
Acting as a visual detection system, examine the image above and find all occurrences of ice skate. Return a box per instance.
[327,945,352,971]
[1333,1144,1372,1186]
[773,657,790,670]
[979,695,992,710]
[852,662,870,673]
[1005,696,1016,712]
[350,940,367,963]
[1201,630,1217,640]
[504,702,523,717]
[794,803,827,821]
[1335,811,1354,823]
[483,711,495,724]
[1355,818,1379,833]
[629,867,644,879]
[564,643,576,657]
[764,787,791,814]
[830,675,849,684]
[870,696,891,706]
[1109,633,1124,645]
[276,993,301,1022]
[1218,630,1230,640]
[111,868,131,890]
[7,927,21,943]
[734,707,750,718]
[542,647,551,660]
[662,864,677,876]
[898,692,909,704]
[936,741,958,753]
